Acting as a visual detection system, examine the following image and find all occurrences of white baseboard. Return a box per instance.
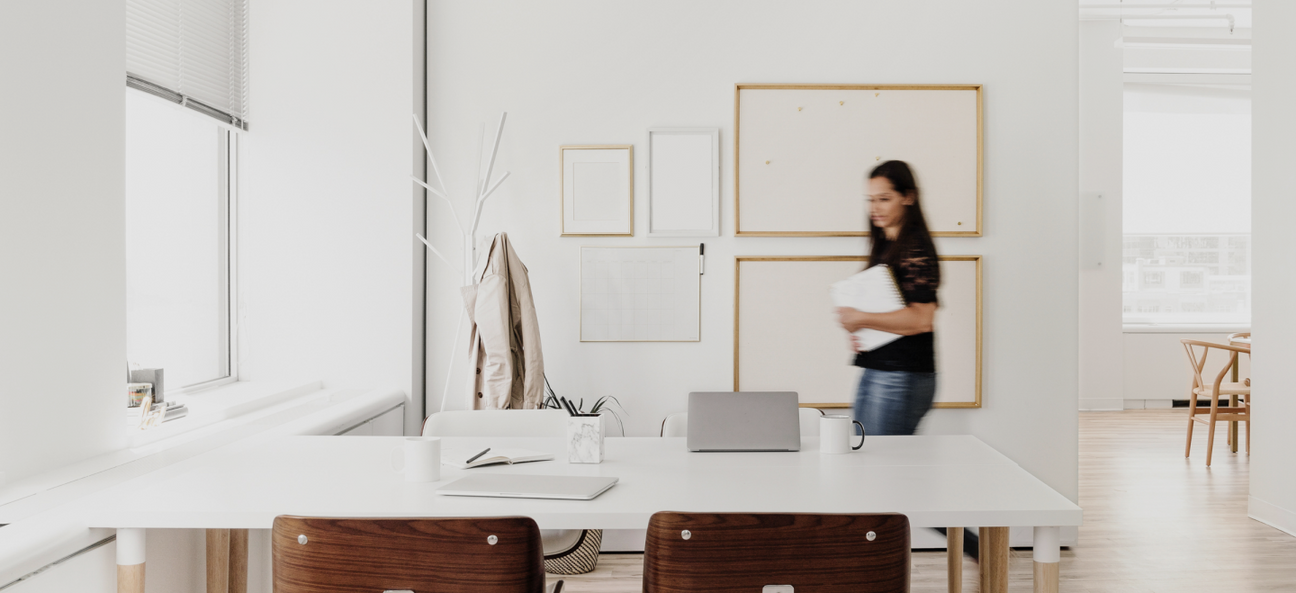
[1249,496,1296,538]
[1122,399,1174,410]
[1079,398,1123,411]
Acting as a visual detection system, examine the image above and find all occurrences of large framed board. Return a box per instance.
[580,246,701,342]
[734,256,981,408]
[734,84,982,237]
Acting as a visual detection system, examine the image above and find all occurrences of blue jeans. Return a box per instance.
[853,369,938,436]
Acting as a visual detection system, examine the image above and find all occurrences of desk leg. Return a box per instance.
[1033,526,1060,593]
[947,527,963,593]
[979,527,1008,593]
[207,529,249,593]
[117,528,145,593]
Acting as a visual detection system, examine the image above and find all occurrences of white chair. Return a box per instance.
[421,408,595,575]
[659,408,825,438]
[421,409,569,438]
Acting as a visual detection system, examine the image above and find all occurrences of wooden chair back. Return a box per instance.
[272,515,547,593]
[643,512,910,593]
[1181,339,1249,398]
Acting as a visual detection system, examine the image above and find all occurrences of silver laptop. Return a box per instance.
[687,391,801,452]
[435,474,618,501]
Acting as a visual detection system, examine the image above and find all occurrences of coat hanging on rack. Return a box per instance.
[462,233,544,410]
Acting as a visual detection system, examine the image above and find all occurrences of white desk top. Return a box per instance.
[83,436,1081,531]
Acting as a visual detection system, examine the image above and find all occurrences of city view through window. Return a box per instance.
[1123,84,1250,326]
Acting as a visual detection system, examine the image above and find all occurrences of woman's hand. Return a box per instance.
[847,334,862,353]
[837,307,869,333]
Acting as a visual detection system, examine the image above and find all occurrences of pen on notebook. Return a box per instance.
[465,448,491,464]
[699,243,705,275]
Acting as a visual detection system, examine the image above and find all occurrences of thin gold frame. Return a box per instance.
[733,84,983,237]
[733,255,982,409]
[579,245,702,343]
[560,145,635,237]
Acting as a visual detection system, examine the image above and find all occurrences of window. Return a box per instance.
[125,0,248,392]
[125,90,236,390]
[1123,83,1251,326]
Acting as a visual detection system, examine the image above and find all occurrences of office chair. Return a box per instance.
[273,515,562,593]
[643,511,910,593]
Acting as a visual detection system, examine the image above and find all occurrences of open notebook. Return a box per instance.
[830,264,907,351]
[442,448,554,470]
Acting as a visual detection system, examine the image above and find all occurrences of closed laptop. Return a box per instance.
[687,392,801,452]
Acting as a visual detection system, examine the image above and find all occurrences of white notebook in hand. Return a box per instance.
[830,264,907,352]
[442,448,554,469]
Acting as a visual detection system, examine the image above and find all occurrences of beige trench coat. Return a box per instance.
[462,233,545,409]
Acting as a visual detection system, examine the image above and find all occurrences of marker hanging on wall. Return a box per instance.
[699,243,705,275]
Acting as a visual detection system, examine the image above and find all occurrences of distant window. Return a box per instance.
[125,90,236,389]
[1123,82,1250,326]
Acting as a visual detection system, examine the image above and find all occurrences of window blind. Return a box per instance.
[126,0,249,129]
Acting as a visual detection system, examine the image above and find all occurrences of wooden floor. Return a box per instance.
[557,411,1296,592]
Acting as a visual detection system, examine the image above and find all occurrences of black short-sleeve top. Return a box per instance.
[853,243,940,373]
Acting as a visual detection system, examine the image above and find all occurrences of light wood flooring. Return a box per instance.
[556,411,1296,592]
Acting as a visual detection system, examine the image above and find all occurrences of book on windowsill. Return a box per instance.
[442,448,554,469]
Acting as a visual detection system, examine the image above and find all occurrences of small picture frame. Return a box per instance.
[648,128,720,237]
[561,145,634,236]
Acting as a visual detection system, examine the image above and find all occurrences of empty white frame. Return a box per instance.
[561,145,634,236]
[648,128,720,237]
[735,84,982,236]
[735,256,981,408]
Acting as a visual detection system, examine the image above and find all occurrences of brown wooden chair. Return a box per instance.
[1181,339,1251,466]
[272,516,562,593]
[643,512,910,593]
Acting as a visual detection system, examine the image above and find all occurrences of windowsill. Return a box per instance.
[124,380,324,449]
[1123,324,1251,334]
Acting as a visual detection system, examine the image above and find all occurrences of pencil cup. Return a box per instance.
[391,437,441,482]
[567,414,605,464]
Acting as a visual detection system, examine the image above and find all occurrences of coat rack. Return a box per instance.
[411,112,511,412]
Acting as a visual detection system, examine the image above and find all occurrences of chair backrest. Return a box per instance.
[422,409,569,437]
[273,515,547,593]
[644,512,910,593]
[1181,339,1249,396]
[660,412,688,437]
[799,407,825,437]
[662,409,824,438]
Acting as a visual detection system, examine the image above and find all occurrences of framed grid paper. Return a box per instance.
[561,145,634,236]
[734,255,981,408]
[580,246,701,342]
[648,128,720,237]
[735,84,982,236]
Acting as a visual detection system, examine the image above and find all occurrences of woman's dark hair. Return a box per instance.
[866,160,937,270]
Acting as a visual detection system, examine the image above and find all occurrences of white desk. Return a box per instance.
[87,435,1081,593]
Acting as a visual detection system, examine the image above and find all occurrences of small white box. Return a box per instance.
[567,414,605,464]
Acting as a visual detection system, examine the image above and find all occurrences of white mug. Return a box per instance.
[390,437,441,482]
[820,415,865,455]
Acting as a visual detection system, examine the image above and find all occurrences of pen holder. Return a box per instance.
[567,414,605,464]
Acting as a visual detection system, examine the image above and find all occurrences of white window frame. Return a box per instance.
[166,129,240,395]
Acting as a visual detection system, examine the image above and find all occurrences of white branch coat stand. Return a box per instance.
[412,112,511,412]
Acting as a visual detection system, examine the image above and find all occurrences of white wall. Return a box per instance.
[1078,21,1126,412]
[0,0,127,485]
[426,0,1079,503]
[241,0,419,432]
[1249,0,1296,537]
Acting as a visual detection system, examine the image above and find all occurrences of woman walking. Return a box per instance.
[836,160,940,437]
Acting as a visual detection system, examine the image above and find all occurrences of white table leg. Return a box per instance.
[117,528,145,593]
[1033,526,1060,593]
